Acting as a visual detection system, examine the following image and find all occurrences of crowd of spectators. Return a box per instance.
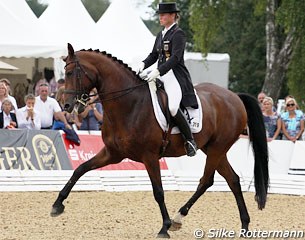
[258,92,304,142]
[0,76,103,132]
[5,72,304,143]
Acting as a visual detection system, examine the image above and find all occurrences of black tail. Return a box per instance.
[238,93,269,210]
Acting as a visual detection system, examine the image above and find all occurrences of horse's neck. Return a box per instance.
[101,76,151,128]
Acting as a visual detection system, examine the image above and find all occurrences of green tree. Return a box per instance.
[190,0,305,103]
[277,0,305,109]
[190,0,266,95]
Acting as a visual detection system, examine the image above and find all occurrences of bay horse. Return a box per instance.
[51,43,269,238]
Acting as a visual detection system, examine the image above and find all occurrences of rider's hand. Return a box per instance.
[147,69,160,81]
[136,62,145,74]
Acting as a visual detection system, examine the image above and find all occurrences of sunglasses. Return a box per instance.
[286,103,295,107]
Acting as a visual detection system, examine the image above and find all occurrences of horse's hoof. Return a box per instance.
[168,220,182,231]
[157,232,170,238]
[50,203,65,217]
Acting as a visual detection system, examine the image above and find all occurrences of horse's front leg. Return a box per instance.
[51,148,121,216]
[144,159,171,238]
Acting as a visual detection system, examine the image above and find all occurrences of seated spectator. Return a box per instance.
[0,78,18,111]
[0,98,18,129]
[78,88,103,131]
[262,97,281,141]
[281,97,304,142]
[16,94,41,130]
[34,83,71,130]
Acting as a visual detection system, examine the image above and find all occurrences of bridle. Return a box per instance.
[64,57,148,108]
[64,57,95,108]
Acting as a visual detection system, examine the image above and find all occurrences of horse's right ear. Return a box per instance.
[67,43,74,57]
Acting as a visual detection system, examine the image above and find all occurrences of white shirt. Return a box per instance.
[16,106,41,130]
[162,22,176,38]
[34,96,61,128]
[3,112,12,128]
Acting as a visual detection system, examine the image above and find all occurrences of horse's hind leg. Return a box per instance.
[170,154,217,231]
[51,148,120,216]
[217,156,250,230]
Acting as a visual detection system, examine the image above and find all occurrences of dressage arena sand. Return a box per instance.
[1,191,305,240]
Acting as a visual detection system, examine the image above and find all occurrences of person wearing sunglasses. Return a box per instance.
[281,97,304,142]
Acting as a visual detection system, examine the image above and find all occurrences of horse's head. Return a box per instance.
[63,43,98,114]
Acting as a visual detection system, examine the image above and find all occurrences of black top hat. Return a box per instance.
[156,2,180,14]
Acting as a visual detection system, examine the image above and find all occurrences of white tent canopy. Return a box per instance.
[38,0,96,51]
[2,0,38,24]
[95,0,155,65]
[0,0,65,58]
[0,0,155,62]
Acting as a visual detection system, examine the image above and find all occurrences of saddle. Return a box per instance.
[146,78,203,156]
[155,79,173,155]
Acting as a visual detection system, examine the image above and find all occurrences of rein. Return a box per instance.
[64,58,148,104]
[97,81,147,102]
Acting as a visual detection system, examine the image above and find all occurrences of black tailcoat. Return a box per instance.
[143,24,198,109]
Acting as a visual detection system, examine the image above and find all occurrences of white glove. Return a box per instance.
[147,69,160,81]
[136,62,145,74]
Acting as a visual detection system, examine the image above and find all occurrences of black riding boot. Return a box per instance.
[173,109,197,157]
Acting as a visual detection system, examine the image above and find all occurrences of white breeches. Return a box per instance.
[160,70,182,116]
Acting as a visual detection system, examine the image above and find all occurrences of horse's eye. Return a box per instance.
[66,71,73,77]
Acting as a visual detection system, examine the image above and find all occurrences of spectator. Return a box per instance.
[262,97,281,141]
[34,83,71,130]
[0,82,9,111]
[79,88,103,131]
[34,68,57,97]
[52,86,79,130]
[16,94,41,130]
[281,97,304,142]
[257,92,266,111]
[0,78,18,111]
[0,98,18,129]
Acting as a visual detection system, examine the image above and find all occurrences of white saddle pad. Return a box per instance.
[148,81,203,134]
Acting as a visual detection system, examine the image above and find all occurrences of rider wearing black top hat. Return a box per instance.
[137,2,198,157]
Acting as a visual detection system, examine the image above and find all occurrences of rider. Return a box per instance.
[137,2,198,156]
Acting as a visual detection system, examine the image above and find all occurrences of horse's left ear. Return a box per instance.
[67,43,74,57]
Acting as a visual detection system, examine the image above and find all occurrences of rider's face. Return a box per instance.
[159,13,175,28]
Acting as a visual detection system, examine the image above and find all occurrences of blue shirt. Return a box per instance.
[281,110,304,138]
[80,103,103,131]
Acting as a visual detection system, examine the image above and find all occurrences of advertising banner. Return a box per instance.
[0,129,72,170]
[63,133,168,170]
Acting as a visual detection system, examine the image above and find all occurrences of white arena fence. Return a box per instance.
[1,133,305,195]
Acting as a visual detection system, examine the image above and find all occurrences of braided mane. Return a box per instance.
[79,48,142,80]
